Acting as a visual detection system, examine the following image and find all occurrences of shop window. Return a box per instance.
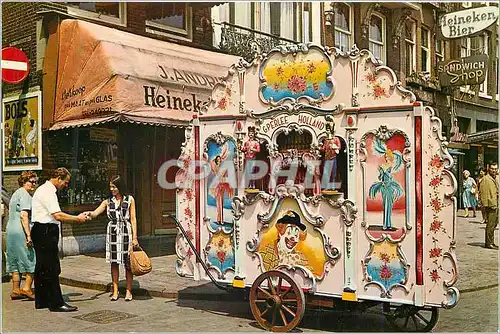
[421,27,430,73]
[146,3,192,41]
[66,2,126,26]
[476,120,497,132]
[369,13,386,63]
[405,19,416,76]
[334,3,353,53]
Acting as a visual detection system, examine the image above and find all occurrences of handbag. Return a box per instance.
[129,245,152,276]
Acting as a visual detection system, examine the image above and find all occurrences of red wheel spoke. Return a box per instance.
[282,304,296,318]
[260,305,271,317]
[267,277,277,295]
[280,288,292,299]
[279,309,288,326]
[258,287,272,298]
[277,277,282,294]
[282,299,298,303]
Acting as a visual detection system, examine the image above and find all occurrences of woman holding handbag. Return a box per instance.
[85,175,138,301]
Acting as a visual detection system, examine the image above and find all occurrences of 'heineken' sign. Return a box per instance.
[437,54,489,87]
[439,6,498,38]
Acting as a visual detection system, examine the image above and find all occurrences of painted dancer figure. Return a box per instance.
[320,118,342,191]
[241,126,260,189]
[369,138,404,230]
[210,144,233,223]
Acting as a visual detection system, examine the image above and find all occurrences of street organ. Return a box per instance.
[172,44,459,332]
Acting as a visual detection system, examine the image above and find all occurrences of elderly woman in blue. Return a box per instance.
[6,171,38,300]
[462,170,477,218]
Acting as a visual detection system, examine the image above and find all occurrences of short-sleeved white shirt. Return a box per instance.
[32,180,61,224]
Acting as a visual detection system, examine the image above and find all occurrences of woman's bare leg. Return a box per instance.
[111,263,119,297]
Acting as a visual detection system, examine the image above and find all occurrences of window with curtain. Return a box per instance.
[405,20,416,76]
[146,3,191,39]
[369,14,385,62]
[334,3,352,52]
[460,37,472,92]
[478,33,489,95]
[421,28,430,73]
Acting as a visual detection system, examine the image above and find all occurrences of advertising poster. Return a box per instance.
[2,91,42,171]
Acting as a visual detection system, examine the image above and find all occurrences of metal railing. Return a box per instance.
[217,22,299,61]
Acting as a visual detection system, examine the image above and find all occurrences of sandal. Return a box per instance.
[10,291,25,300]
[20,290,35,300]
[124,293,133,302]
[110,294,119,301]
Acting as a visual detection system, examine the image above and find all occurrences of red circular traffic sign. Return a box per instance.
[2,47,30,84]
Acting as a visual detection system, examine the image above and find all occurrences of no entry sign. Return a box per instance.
[2,47,30,84]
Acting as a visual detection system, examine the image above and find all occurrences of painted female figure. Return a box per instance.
[369,138,404,230]
[209,144,233,223]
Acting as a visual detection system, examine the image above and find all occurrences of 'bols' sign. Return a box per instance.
[439,6,498,38]
[437,54,489,87]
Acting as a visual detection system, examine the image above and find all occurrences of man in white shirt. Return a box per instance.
[31,167,88,312]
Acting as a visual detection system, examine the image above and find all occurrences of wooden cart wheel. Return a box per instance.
[385,304,439,332]
[249,270,306,332]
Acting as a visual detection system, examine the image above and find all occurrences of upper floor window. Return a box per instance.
[462,2,472,8]
[421,28,430,73]
[302,3,312,43]
[404,20,416,76]
[435,39,445,64]
[478,33,490,96]
[334,3,353,53]
[146,3,192,41]
[66,2,126,26]
[369,14,386,63]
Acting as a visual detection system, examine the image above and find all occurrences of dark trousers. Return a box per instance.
[484,207,499,247]
[31,222,64,309]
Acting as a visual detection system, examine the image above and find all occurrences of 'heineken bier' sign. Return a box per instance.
[439,6,498,38]
[437,54,489,87]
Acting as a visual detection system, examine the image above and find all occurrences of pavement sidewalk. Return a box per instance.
[58,211,498,300]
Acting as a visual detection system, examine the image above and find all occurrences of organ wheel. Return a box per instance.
[249,270,305,332]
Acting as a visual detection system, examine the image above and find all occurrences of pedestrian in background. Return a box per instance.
[479,163,499,250]
[462,170,477,218]
[5,171,38,300]
[85,175,139,301]
[31,167,88,312]
[477,168,487,224]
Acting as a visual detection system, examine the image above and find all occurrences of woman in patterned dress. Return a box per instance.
[462,170,477,218]
[85,175,139,301]
[6,171,37,300]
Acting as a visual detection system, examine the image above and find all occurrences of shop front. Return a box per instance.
[42,18,239,255]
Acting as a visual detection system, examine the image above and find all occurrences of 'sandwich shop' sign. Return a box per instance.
[437,54,489,87]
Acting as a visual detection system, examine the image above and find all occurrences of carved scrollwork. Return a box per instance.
[441,287,460,309]
[340,199,358,227]
[392,10,413,49]
[360,125,411,147]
